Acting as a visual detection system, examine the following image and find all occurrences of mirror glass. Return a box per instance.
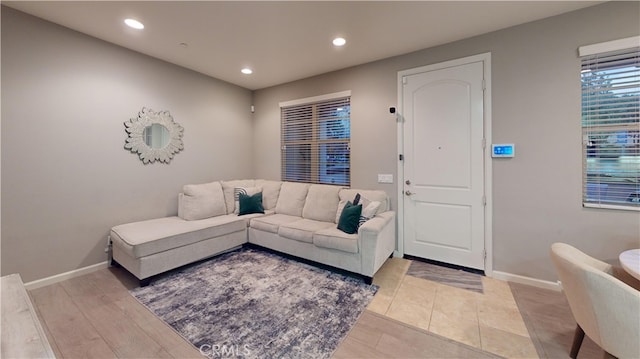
[143,123,170,149]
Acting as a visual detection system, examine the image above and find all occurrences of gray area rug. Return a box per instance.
[130,248,377,359]
[407,260,484,293]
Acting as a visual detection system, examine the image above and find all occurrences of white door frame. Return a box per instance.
[395,53,493,277]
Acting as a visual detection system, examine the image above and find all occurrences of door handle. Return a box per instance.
[405,190,412,196]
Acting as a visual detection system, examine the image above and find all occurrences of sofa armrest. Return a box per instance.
[358,211,396,277]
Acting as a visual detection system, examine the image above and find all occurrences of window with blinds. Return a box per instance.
[281,95,350,186]
[581,39,639,210]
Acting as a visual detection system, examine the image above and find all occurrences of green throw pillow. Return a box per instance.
[337,201,362,234]
[238,192,265,215]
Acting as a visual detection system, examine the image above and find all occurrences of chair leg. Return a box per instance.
[570,324,585,359]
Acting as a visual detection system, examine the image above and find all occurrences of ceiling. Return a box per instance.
[4,1,603,90]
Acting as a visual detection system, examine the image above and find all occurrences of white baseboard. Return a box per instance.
[491,270,561,291]
[24,261,109,291]
[21,257,562,292]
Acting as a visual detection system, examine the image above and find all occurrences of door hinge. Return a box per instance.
[482,138,486,149]
[399,154,404,161]
[483,250,487,260]
[482,195,487,206]
[403,76,408,85]
[482,79,486,91]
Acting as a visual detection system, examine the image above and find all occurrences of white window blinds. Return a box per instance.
[580,38,640,210]
[280,94,351,186]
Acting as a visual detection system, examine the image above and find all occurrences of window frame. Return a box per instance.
[279,91,351,186]
[579,37,640,211]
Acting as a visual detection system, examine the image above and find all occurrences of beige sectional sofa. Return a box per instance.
[109,179,396,285]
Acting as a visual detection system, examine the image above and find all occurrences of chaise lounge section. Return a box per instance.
[109,179,396,285]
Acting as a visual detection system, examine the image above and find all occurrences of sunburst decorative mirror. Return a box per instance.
[124,107,184,164]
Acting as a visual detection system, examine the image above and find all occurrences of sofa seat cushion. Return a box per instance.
[220,210,274,227]
[111,216,246,259]
[249,214,300,234]
[278,219,335,244]
[313,227,359,253]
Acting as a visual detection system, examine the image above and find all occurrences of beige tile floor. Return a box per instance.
[368,257,538,359]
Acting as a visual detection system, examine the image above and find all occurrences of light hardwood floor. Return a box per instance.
[27,259,603,359]
[30,268,200,358]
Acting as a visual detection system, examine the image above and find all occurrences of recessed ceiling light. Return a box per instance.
[241,68,253,75]
[124,18,144,30]
[332,37,346,47]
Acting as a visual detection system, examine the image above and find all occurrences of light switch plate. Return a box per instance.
[378,174,393,183]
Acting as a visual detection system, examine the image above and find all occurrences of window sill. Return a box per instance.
[583,203,640,212]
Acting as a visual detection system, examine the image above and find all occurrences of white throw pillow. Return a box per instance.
[339,189,388,215]
[221,180,256,214]
[335,195,380,229]
[234,186,262,214]
[359,199,381,229]
[335,199,348,223]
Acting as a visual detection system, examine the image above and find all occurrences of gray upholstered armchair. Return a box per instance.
[550,242,640,359]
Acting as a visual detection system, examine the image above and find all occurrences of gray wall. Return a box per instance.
[1,8,254,282]
[2,3,638,284]
[253,1,640,282]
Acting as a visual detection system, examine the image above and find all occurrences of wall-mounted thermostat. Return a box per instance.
[492,144,515,158]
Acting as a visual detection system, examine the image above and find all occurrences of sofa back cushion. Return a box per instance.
[302,184,342,222]
[254,179,282,210]
[179,181,227,220]
[221,180,256,214]
[339,189,389,215]
[275,182,310,216]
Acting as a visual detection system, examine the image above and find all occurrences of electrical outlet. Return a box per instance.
[377,174,393,183]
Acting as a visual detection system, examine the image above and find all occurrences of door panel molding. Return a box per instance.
[396,53,493,276]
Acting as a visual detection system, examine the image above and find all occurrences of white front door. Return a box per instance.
[401,59,486,270]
